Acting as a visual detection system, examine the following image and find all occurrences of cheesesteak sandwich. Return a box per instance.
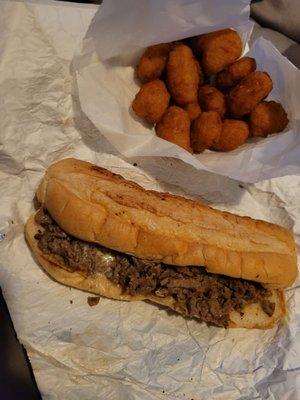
[25,158,298,328]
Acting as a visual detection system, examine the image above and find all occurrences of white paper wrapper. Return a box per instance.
[73,0,300,183]
[0,1,300,399]
[86,0,252,61]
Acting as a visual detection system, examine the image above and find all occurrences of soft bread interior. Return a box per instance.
[35,158,297,288]
[25,212,286,329]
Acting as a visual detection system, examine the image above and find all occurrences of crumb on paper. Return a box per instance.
[70,300,73,304]
[87,296,100,307]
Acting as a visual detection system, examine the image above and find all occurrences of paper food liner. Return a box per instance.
[73,0,300,183]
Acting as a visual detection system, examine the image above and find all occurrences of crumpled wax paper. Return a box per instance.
[73,0,300,183]
[0,1,300,399]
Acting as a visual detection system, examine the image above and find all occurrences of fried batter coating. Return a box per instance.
[191,111,222,153]
[184,102,201,120]
[198,85,226,117]
[192,29,242,75]
[214,119,249,151]
[166,44,200,106]
[217,57,256,89]
[137,43,173,83]
[249,101,289,137]
[132,79,170,124]
[156,106,191,151]
[228,71,273,117]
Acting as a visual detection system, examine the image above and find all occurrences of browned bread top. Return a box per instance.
[36,158,298,288]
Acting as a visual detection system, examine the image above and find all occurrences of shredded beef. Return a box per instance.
[87,296,100,307]
[34,209,275,327]
[34,209,116,276]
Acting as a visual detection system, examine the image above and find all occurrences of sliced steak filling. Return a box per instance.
[34,209,275,327]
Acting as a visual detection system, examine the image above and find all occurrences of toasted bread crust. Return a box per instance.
[35,158,297,288]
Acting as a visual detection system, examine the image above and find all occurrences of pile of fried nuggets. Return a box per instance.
[132,29,289,153]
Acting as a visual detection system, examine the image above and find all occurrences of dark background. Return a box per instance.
[0,290,41,399]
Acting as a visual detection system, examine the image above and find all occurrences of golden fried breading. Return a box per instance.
[132,79,170,124]
[184,102,201,120]
[155,106,191,151]
[192,29,242,75]
[137,43,173,83]
[214,119,249,151]
[228,71,273,117]
[166,44,200,106]
[191,111,222,153]
[249,101,289,137]
[198,84,226,117]
[217,57,256,89]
